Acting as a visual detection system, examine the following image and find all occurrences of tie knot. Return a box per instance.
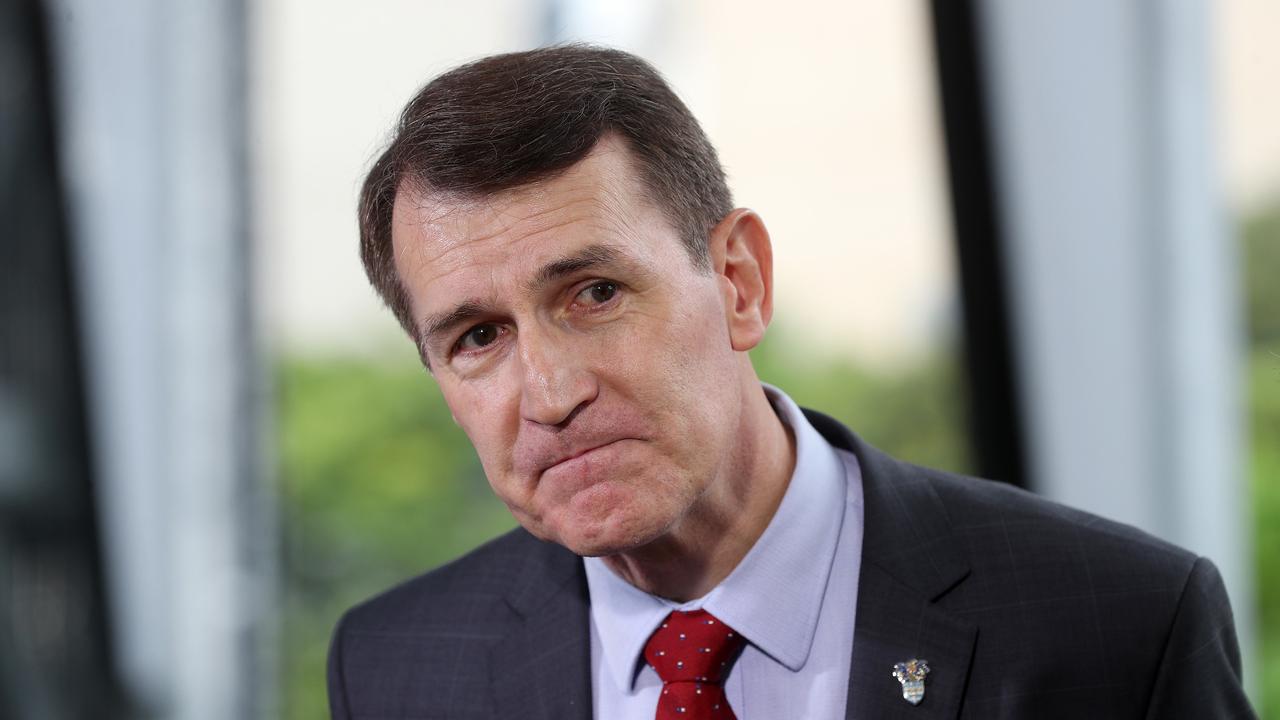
[643,610,745,684]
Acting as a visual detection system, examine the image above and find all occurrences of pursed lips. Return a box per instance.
[520,437,635,481]
[544,439,625,471]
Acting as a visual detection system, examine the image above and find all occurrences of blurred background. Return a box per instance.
[1,0,1276,717]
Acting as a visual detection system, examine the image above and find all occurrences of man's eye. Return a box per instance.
[457,323,502,351]
[577,281,618,306]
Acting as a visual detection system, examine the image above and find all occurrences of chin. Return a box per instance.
[561,531,654,558]
[545,501,672,558]
[517,468,687,556]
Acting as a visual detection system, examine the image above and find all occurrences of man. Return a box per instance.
[328,45,1254,719]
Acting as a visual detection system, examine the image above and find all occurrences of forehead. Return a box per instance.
[389,138,679,310]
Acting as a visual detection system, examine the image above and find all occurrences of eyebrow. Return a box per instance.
[418,243,631,357]
[420,299,490,356]
[525,243,624,295]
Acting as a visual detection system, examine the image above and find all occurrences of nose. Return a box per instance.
[516,328,598,427]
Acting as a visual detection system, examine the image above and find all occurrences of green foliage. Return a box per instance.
[276,355,514,720]
[1244,202,1280,346]
[1245,195,1280,718]
[751,331,972,475]
[1253,344,1280,719]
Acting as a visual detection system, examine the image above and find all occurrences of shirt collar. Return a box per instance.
[584,383,849,692]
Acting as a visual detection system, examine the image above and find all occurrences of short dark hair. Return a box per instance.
[358,44,733,338]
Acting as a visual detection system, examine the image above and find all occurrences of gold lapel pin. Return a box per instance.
[892,659,930,706]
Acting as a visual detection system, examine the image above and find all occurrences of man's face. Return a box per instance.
[390,137,750,557]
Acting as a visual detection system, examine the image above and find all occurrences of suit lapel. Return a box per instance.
[844,564,976,719]
[490,534,593,720]
[805,410,977,720]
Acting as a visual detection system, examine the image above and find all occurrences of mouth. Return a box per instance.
[540,438,633,480]
[547,439,624,469]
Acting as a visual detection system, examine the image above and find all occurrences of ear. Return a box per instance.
[707,208,775,351]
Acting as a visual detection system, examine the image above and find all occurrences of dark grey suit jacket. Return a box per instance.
[327,410,1255,719]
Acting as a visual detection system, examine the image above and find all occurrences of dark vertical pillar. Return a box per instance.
[0,0,128,716]
[928,0,1029,489]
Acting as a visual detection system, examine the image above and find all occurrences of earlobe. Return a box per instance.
[713,209,774,352]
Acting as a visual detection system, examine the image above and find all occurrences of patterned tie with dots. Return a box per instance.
[643,609,746,719]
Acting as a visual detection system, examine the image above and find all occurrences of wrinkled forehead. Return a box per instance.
[391,180,642,287]
[386,140,686,338]
[389,138,674,291]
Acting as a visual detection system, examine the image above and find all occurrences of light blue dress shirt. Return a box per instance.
[585,385,866,719]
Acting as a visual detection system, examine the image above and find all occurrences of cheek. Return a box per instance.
[604,287,738,448]
[440,376,522,478]
[648,288,736,397]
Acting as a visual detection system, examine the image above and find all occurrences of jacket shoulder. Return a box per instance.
[328,527,578,719]
[807,405,1201,590]
[338,525,548,635]
[925,464,1196,570]
[901,465,1244,715]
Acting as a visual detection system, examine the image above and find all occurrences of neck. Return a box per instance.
[601,376,796,602]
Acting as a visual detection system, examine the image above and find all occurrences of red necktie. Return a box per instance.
[643,609,746,719]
